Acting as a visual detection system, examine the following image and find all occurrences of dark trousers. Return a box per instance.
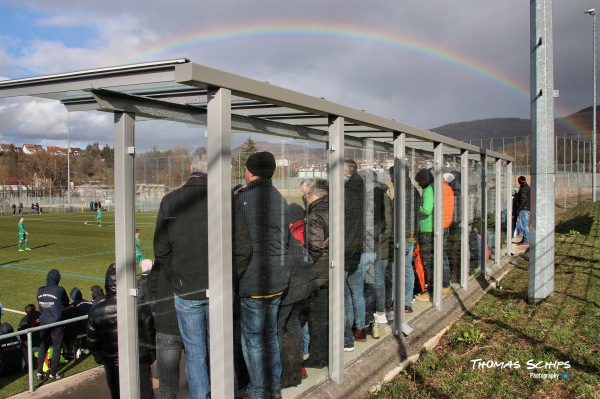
[102,358,154,399]
[37,325,64,376]
[306,288,328,368]
[155,332,184,399]
[420,233,434,293]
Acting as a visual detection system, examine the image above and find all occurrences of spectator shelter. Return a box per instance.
[0,59,514,397]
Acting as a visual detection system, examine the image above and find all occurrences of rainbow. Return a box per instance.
[122,20,590,134]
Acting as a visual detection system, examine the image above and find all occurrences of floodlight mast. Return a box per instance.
[585,8,597,202]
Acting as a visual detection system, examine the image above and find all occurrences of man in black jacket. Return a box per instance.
[343,159,366,350]
[516,176,531,245]
[36,269,69,381]
[87,263,155,399]
[154,156,252,399]
[303,177,330,368]
[234,151,290,399]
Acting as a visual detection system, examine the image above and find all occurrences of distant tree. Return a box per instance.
[232,138,257,180]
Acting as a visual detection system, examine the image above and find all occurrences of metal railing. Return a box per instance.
[0,315,88,393]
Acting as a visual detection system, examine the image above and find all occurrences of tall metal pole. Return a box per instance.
[529,0,555,304]
[587,9,598,202]
[67,113,71,208]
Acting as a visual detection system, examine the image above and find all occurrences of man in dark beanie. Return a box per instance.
[516,176,530,245]
[234,150,290,399]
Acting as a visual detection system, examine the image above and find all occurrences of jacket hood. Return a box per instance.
[105,263,117,296]
[70,287,82,301]
[46,269,61,286]
[0,322,14,335]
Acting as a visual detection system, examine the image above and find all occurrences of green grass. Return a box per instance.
[366,202,600,399]
[0,210,157,398]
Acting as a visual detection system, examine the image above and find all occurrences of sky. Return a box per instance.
[0,1,597,151]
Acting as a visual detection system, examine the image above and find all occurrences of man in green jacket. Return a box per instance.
[18,216,30,251]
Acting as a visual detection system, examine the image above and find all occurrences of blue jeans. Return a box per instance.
[345,255,369,330]
[443,228,451,287]
[520,210,530,243]
[241,296,282,399]
[156,331,184,399]
[174,295,210,399]
[374,258,388,313]
[405,240,416,308]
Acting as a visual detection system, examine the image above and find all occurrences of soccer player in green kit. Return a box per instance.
[135,229,143,263]
[96,207,102,227]
[18,216,31,251]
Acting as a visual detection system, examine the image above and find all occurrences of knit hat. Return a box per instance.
[518,176,527,184]
[246,152,276,179]
[140,259,153,274]
[443,173,455,183]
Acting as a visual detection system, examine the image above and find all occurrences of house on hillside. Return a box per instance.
[47,146,66,155]
[22,144,44,154]
[0,143,16,153]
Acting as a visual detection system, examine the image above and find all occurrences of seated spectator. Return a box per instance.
[90,285,105,306]
[69,288,92,358]
[0,302,23,376]
[18,304,41,367]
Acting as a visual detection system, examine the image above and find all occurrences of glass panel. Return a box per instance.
[500,161,509,258]
[135,118,208,397]
[405,139,435,318]
[340,140,395,366]
[486,157,497,268]
[468,155,483,277]
[442,146,463,289]
[231,131,329,397]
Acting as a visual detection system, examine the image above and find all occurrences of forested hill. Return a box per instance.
[430,106,598,142]
[431,118,530,141]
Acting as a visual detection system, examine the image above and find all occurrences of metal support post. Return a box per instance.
[495,159,502,265]
[460,150,469,288]
[529,0,555,303]
[207,88,234,398]
[114,111,138,399]
[433,143,443,309]
[328,115,345,383]
[393,132,407,333]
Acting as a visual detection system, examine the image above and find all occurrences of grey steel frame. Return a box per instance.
[0,59,515,398]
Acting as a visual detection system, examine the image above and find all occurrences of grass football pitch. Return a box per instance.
[0,210,158,328]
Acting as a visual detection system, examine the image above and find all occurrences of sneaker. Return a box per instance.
[374,312,388,324]
[385,311,394,321]
[48,373,63,381]
[270,390,282,399]
[353,328,367,342]
[404,306,414,313]
[302,353,309,361]
[18,249,24,252]
[344,343,355,352]
[25,248,31,251]
[442,286,453,295]
[415,292,430,301]
[36,372,46,380]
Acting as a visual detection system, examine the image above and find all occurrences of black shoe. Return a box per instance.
[36,372,46,380]
[405,306,414,313]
